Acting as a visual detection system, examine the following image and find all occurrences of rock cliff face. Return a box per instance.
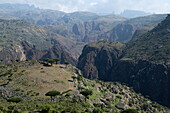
[110,60,170,107]
[77,41,125,79]
[0,41,76,66]
[70,19,124,43]
[106,23,134,42]
[0,45,26,64]
[21,41,77,65]
[0,19,77,65]
[77,15,170,107]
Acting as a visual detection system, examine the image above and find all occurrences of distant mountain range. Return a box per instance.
[118,10,151,18]
[0,3,167,65]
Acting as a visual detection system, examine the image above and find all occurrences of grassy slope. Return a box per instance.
[0,61,169,112]
[11,64,75,96]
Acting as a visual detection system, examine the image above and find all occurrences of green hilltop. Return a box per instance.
[0,60,169,112]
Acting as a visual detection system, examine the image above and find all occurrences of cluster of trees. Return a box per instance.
[44,58,69,67]
[44,58,60,66]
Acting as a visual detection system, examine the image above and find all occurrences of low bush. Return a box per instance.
[7,97,23,103]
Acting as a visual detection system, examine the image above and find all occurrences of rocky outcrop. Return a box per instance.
[77,41,125,79]
[103,23,135,42]
[72,24,82,35]
[0,45,26,64]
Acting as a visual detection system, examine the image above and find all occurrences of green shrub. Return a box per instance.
[80,89,93,101]
[41,104,53,113]
[93,108,103,113]
[61,89,72,95]
[45,90,60,96]
[7,97,23,103]
[116,95,122,99]
[0,106,7,112]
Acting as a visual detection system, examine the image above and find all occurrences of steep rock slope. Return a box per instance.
[77,15,170,107]
[78,41,125,79]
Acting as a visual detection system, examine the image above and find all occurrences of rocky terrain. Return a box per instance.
[0,60,169,112]
[77,41,125,79]
[0,3,170,111]
[77,15,170,107]
[0,4,167,66]
[0,19,77,65]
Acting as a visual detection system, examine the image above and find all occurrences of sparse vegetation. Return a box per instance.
[0,60,169,112]
[44,58,61,66]
[121,109,139,113]
[80,89,93,101]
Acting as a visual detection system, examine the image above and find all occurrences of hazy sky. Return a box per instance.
[0,0,170,14]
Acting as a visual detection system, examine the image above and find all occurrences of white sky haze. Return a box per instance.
[0,0,169,14]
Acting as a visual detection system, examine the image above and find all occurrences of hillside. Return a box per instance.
[99,14,167,42]
[77,15,170,107]
[125,14,170,65]
[0,60,169,112]
[0,19,77,65]
[0,3,126,61]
